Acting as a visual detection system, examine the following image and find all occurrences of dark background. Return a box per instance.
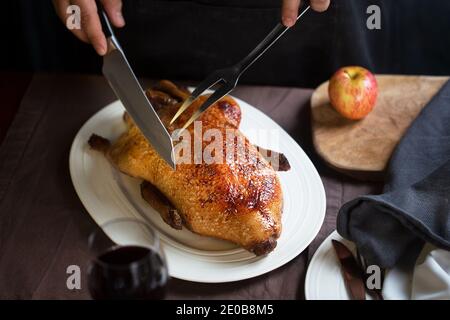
[2,0,450,88]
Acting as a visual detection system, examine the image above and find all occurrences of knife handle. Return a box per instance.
[96,0,115,39]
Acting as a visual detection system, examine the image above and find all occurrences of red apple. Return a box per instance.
[328,66,378,120]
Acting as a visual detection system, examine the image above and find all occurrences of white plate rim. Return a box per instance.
[304,231,350,300]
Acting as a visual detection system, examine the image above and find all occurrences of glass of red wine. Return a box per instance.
[87,218,169,300]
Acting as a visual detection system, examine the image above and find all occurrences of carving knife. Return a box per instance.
[97,3,175,168]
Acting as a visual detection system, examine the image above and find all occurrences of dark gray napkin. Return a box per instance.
[337,80,450,268]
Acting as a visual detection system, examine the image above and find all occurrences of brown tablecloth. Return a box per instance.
[0,74,382,299]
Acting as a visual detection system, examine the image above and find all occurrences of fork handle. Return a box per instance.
[235,3,311,75]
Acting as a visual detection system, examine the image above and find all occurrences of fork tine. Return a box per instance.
[179,85,233,131]
[170,96,195,125]
[169,73,223,125]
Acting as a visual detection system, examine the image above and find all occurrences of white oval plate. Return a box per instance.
[70,96,326,283]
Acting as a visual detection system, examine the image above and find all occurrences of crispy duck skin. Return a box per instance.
[88,80,285,255]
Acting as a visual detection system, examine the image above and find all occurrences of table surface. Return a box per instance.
[0,73,381,299]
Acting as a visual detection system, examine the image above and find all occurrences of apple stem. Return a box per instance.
[344,70,354,80]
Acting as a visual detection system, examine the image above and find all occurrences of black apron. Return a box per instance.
[116,0,450,87]
[6,0,450,87]
[118,0,337,87]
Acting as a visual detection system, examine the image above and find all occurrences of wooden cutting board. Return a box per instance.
[311,75,449,181]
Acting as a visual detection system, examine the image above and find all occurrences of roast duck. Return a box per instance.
[88,80,290,255]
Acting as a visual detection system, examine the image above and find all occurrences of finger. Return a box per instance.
[52,0,70,22]
[310,0,330,12]
[53,0,90,43]
[100,0,125,27]
[281,0,300,27]
[71,27,90,43]
[75,0,107,55]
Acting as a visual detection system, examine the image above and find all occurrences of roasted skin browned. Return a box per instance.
[89,81,287,255]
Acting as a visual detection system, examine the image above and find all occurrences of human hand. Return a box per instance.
[281,0,330,27]
[53,0,125,55]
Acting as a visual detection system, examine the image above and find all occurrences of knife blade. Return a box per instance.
[98,6,175,169]
[332,239,366,300]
